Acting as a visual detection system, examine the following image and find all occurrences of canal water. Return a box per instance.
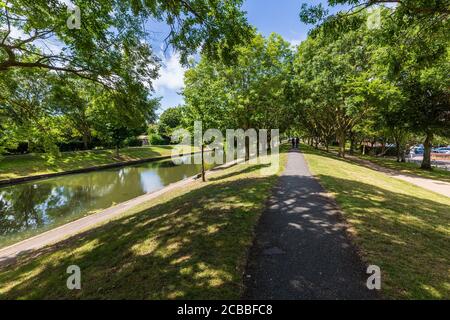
[0,156,215,248]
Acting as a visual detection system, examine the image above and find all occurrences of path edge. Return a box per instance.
[300,149,384,299]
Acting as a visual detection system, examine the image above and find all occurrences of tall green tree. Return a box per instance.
[372,6,450,168]
[48,77,97,150]
[158,106,185,142]
[89,84,159,156]
[184,56,228,181]
[184,32,293,174]
[298,4,450,168]
[293,16,379,157]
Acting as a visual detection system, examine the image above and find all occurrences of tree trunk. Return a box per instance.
[115,145,120,157]
[201,144,206,182]
[421,132,433,170]
[245,137,250,162]
[369,140,375,156]
[349,135,355,155]
[82,132,89,150]
[338,129,346,158]
[395,137,401,162]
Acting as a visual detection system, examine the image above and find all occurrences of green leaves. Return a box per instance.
[1,0,253,154]
[183,33,293,134]
[157,106,185,140]
[296,1,449,162]
[0,0,251,84]
[299,3,329,25]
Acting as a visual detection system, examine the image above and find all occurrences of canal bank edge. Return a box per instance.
[0,159,241,265]
[0,150,211,187]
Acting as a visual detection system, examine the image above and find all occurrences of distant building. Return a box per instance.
[137,135,149,146]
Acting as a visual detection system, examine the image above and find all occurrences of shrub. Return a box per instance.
[149,134,168,145]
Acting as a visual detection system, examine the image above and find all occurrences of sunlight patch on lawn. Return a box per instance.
[131,237,159,257]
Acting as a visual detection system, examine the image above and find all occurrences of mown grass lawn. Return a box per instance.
[325,145,450,183]
[302,145,450,299]
[0,150,287,299]
[0,146,177,181]
[360,154,450,183]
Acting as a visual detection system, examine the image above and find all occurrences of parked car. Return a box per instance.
[435,147,450,154]
[412,147,424,155]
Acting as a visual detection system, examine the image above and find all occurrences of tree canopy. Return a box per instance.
[1,1,449,171]
[295,3,449,168]
[0,0,252,155]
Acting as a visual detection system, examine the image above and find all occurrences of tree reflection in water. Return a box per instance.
[0,156,214,247]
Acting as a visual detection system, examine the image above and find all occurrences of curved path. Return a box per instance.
[244,149,378,300]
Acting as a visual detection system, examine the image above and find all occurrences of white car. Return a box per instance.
[435,147,450,154]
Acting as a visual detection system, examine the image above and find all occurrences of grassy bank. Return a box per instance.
[359,155,450,183]
[0,146,176,181]
[302,145,450,299]
[0,150,287,299]
[324,145,450,183]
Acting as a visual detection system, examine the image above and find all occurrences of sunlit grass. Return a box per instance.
[0,149,288,299]
[325,145,450,182]
[302,145,450,299]
[360,155,450,183]
[0,146,177,180]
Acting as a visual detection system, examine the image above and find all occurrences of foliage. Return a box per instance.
[158,106,185,142]
[293,5,449,168]
[184,32,294,132]
[292,13,378,156]
[89,85,159,153]
[300,1,450,26]
[0,0,252,82]
[0,0,252,156]
[149,133,168,146]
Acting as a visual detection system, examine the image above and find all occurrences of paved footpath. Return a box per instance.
[244,149,378,300]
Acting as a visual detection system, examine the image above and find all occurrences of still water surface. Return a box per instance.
[0,156,213,247]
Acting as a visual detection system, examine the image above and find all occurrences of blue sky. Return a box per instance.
[152,0,348,115]
[243,0,320,45]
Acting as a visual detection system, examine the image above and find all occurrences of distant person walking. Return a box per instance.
[295,137,300,149]
[291,138,295,149]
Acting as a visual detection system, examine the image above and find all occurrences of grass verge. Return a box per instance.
[0,146,177,181]
[324,145,450,183]
[359,155,450,183]
[302,144,450,299]
[0,149,287,299]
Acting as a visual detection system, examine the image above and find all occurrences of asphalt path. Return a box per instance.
[244,149,378,300]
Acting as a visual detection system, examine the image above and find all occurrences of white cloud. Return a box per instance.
[288,38,305,49]
[289,39,302,47]
[154,53,187,93]
[8,26,27,40]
